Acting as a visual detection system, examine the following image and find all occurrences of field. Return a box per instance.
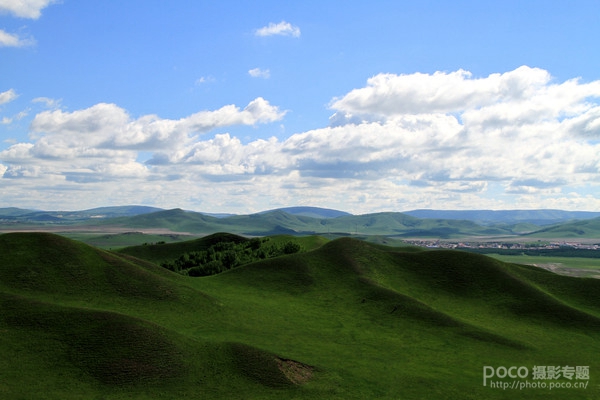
[1,232,599,399]
[484,253,600,278]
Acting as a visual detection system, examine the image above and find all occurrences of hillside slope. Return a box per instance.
[94,208,514,237]
[405,209,600,225]
[1,233,599,399]
[525,216,600,238]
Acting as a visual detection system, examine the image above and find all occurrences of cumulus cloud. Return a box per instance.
[0,0,57,49]
[0,0,57,19]
[3,66,600,212]
[255,21,301,38]
[330,66,559,118]
[319,66,600,206]
[27,97,285,151]
[0,98,286,197]
[248,68,270,79]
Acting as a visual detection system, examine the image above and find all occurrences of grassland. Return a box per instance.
[1,232,599,399]
[483,253,600,278]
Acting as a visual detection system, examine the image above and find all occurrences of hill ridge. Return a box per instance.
[2,232,600,399]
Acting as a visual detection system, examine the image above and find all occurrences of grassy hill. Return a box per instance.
[90,208,515,237]
[262,206,351,218]
[1,232,599,399]
[0,205,163,224]
[525,217,600,238]
[6,206,600,240]
[405,209,600,225]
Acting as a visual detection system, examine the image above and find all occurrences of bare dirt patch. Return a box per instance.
[275,358,314,385]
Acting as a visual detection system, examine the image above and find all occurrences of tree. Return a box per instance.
[283,241,301,254]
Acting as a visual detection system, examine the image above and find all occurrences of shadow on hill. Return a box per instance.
[0,292,185,386]
[0,232,179,301]
[392,249,600,329]
[313,238,600,333]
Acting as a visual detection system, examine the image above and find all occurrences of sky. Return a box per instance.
[1,0,600,214]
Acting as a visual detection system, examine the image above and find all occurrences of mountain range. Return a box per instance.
[2,205,600,238]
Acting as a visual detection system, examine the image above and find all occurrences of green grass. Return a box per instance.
[1,232,600,399]
[61,231,198,249]
[486,253,600,269]
[72,208,518,237]
[116,232,328,267]
[525,217,600,238]
[483,253,600,279]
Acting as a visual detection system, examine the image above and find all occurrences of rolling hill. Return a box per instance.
[260,206,352,218]
[1,232,599,399]
[4,205,600,240]
[0,205,164,223]
[405,209,600,226]
[88,208,515,237]
[524,217,600,238]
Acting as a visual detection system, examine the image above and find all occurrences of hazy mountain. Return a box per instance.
[404,209,600,226]
[84,208,513,237]
[261,206,352,218]
[0,205,164,222]
[0,207,38,217]
[4,205,600,238]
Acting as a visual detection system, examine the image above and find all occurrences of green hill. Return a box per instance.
[92,208,514,237]
[1,232,599,399]
[405,209,600,225]
[525,217,600,238]
[117,232,328,265]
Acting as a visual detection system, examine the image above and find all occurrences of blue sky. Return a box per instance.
[1,0,600,213]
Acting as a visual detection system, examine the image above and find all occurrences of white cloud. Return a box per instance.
[32,96,60,108]
[248,68,270,79]
[27,97,285,151]
[0,0,57,19]
[330,66,559,118]
[255,21,301,38]
[195,76,215,85]
[0,88,17,104]
[0,98,287,197]
[3,66,600,213]
[0,29,33,47]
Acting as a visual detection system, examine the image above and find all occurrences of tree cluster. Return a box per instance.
[161,238,302,277]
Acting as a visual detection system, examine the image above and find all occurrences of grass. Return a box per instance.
[483,253,600,279]
[61,231,199,249]
[61,208,518,237]
[1,232,600,399]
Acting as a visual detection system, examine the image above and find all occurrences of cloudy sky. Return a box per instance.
[1,1,600,214]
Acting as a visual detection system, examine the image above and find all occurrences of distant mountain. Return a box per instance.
[86,208,514,238]
[0,207,38,217]
[199,212,237,218]
[81,205,164,218]
[404,209,600,226]
[0,205,164,223]
[260,206,351,219]
[5,205,600,239]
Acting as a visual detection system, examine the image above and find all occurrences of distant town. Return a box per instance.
[404,240,600,251]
